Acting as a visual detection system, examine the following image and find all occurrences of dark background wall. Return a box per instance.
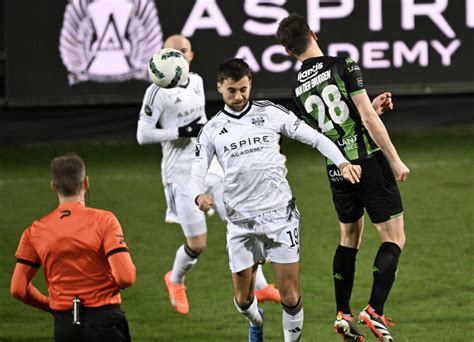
[1,1,473,145]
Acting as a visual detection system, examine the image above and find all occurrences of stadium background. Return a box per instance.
[0,1,472,341]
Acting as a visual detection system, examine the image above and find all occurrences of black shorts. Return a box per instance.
[54,304,131,342]
[327,151,403,224]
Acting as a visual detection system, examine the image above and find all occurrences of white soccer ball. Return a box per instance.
[147,48,189,88]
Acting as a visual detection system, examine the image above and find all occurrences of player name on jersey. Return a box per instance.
[295,70,331,97]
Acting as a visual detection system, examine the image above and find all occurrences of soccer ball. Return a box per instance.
[147,48,189,88]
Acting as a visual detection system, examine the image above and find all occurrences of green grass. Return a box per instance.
[0,131,473,341]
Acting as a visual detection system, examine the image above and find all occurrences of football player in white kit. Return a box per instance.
[137,36,279,315]
[189,58,362,341]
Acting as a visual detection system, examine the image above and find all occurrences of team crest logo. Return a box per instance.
[59,0,163,85]
[252,116,265,128]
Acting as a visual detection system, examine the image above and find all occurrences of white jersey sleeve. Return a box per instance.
[136,84,179,145]
[279,110,348,167]
[189,125,215,202]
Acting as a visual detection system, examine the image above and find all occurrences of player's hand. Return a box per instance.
[178,118,203,137]
[196,194,214,212]
[372,92,393,116]
[392,160,410,181]
[339,162,362,184]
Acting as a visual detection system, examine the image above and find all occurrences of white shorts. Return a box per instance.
[226,203,301,273]
[164,182,207,237]
[204,171,226,221]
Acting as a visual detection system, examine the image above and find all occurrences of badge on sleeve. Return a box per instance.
[144,105,153,116]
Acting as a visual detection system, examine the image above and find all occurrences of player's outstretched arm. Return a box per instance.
[284,114,362,184]
[352,92,409,181]
[372,92,393,116]
[11,263,50,312]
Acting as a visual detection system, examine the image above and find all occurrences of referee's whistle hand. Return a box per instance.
[196,194,214,212]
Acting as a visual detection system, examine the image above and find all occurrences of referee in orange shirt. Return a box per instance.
[10,153,136,341]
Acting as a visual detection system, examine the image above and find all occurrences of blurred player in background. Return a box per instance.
[190,58,361,342]
[137,35,279,315]
[277,14,409,342]
[10,154,135,342]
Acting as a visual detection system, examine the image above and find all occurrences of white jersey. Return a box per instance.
[137,72,206,184]
[189,100,349,222]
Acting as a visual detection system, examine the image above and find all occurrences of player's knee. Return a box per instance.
[340,234,361,248]
[187,241,206,254]
[397,233,406,250]
[235,292,253,308]
[279,289,300,308]
[184,243,205,259]
[186,233,207,254]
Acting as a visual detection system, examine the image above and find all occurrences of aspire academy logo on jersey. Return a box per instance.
[59,0,162,85]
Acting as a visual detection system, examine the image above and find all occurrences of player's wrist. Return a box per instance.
[194,194,204,206]
[338,161,351,171]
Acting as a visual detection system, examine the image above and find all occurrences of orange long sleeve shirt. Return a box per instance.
[12,202,136,311]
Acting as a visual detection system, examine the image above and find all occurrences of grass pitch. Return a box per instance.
[0,131,473,341]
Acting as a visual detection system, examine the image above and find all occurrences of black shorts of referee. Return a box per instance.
[327,151,404,224]
[53,304,131,342]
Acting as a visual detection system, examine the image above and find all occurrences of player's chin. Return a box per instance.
[231,101,246,111]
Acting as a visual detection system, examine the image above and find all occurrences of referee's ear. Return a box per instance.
[51,181,58,193]
[83,177,89,191]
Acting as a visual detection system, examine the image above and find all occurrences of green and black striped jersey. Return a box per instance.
[292,56,380,163]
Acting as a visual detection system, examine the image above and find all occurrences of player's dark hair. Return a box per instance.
[217,58,252,84]
[51,153,85,197]
[276,13,312,56]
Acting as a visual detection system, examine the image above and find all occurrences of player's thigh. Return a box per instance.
[339,217,364,248]
[327,164,364,224]
[226,220,266,274]
[232,264,258,305]
[374,214,406,249]
[361,152,404,225]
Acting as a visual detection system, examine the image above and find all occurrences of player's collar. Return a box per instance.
[179,77,190,88]
[222,101,252,119]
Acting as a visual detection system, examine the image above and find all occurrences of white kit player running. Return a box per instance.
[189,58,362,341]
[137,36,279,315]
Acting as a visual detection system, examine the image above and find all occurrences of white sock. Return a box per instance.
[282,299,304,342]
[234,296,263,327]
[170,245,198,284]
[254,265,269,290]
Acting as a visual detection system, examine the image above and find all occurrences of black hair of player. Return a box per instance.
[276,13,313,56]
[217,58,253,84]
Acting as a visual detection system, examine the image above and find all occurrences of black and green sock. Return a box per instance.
[333,245,358,314]
[368,242,401,315]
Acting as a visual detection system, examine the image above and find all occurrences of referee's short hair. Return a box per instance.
[51,153,85,196]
